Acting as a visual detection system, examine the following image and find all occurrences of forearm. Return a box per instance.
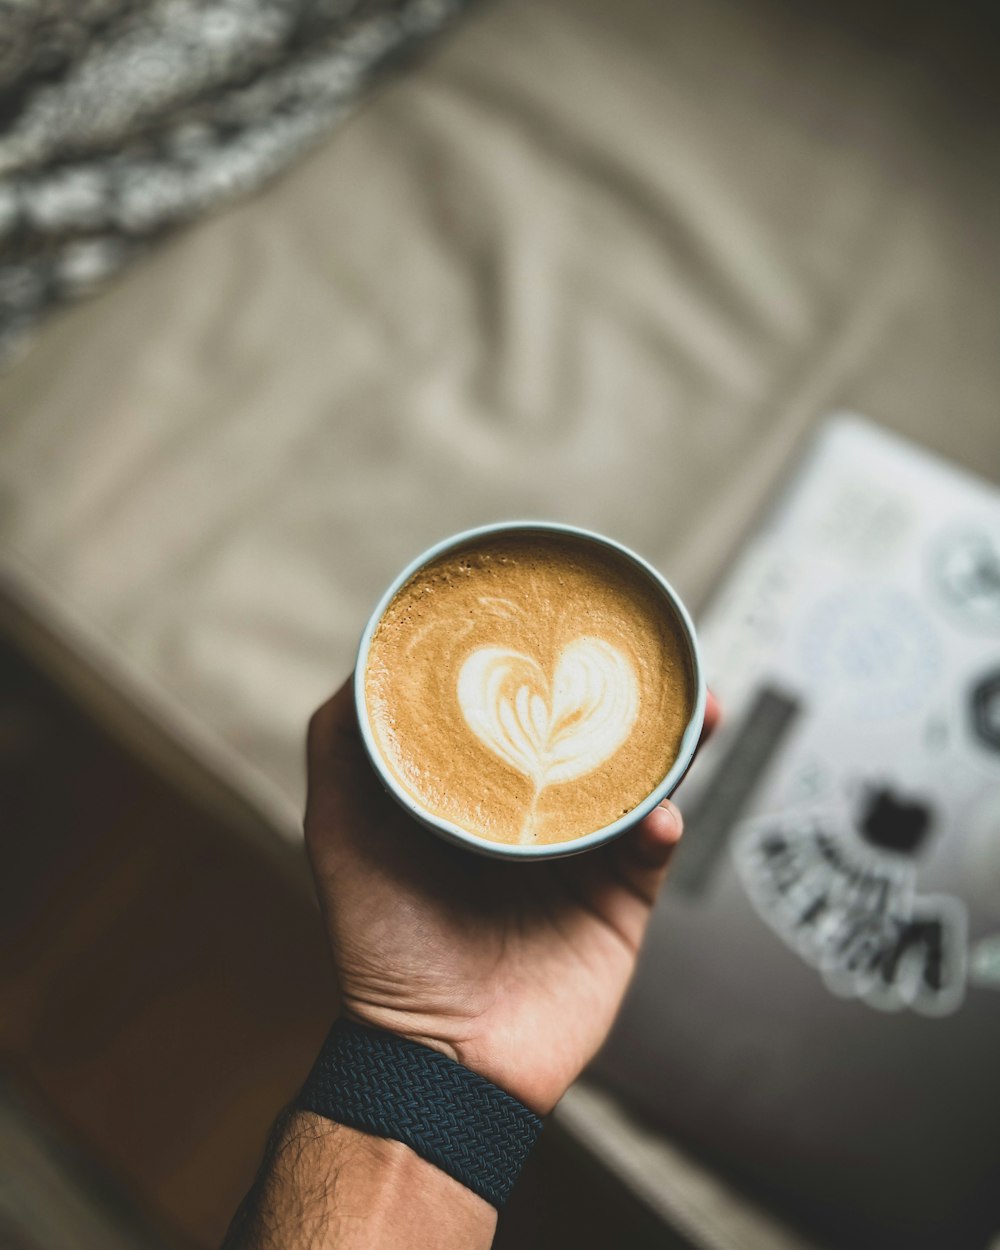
[221,1109,497,1250]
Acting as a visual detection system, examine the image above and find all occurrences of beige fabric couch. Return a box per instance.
[2,0,998,1244]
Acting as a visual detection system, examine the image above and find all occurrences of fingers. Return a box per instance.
[613,798,684,903]
[703,690,721,742]
[600,693,718,931]
[612,690,716,906]
[632,798,684,864]
[566,798,683,953]
[607,691,717,907]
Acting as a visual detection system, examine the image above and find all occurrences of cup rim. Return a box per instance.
[354,521,707,860]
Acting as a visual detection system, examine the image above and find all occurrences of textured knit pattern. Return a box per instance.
[297,1019,543,1208]
[0,0,472,364]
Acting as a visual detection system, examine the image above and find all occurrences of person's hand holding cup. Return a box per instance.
[305,523,716,1115]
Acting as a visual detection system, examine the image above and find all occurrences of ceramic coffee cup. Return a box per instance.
[354,521,706,860]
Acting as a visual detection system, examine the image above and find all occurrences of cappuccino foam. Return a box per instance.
[364,533,694,847]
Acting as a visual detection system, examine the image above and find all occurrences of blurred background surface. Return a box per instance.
[2,0,999,1246]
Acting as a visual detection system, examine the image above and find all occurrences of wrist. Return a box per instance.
[340,1006,563,1115]
[297,1019,543,1208]
[341,1007,462,1066]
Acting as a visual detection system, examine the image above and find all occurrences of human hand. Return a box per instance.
[304,680,719,1116]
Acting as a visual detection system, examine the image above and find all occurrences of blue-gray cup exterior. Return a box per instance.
[354,522,706,861]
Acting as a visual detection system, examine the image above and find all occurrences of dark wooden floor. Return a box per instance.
[0,637,671,1249]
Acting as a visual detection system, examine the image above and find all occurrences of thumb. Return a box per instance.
[306,677,363,780]
[304,675,383,848]
[611,798,684,907]
[572,799,684,955]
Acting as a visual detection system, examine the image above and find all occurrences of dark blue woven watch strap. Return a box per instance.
[296,1019,543,1208]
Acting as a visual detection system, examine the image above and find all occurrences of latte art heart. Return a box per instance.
[457,638,640,829]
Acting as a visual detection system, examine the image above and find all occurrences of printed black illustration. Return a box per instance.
[734,806,967,1016]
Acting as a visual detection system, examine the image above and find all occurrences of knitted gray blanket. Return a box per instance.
[0,0,469,363]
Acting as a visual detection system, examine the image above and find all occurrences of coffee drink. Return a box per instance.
[364,531,695,847]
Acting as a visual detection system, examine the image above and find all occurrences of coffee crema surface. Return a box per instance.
[364,533,694,846]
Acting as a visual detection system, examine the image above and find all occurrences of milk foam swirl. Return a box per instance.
[457,637,639,841]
